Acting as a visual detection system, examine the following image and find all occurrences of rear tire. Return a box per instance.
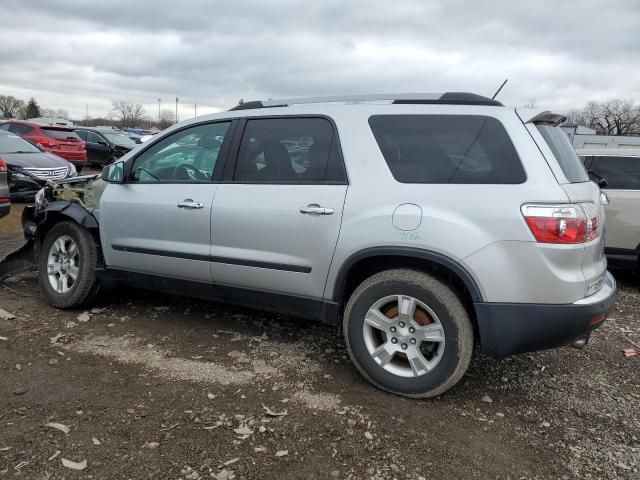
[343,269,474,398]
[38,221,100,308]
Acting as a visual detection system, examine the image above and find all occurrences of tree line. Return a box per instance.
[569,99,640,136]
[0,94,175,130]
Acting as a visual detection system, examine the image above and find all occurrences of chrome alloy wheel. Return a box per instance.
[362,295,446,378]
[46,235,80,294]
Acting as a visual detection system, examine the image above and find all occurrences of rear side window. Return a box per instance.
[536,124,588,183]
[590,156,640,190]
[8,124,33,135]
[234,117,346,183]
[41,128,81,141]
[369,115,525,184]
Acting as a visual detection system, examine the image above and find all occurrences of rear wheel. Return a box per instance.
[38,221,100,308]
[343,269,474,398]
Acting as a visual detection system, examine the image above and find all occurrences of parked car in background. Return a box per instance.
[126,132,144,144]
[74,127,136,166]
[0,130,76,201]
[0,157,9,218]
[578,148,640,271]
[13,93,616,398]
[0,121,87,172]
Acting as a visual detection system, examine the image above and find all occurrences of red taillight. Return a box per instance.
[590,312,607,325]
[33,136,56,148]
[0,158,6,172]
[521,204,601,244]
[0,197,9,204]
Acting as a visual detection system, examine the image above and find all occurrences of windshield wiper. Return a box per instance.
[9,151,35,154]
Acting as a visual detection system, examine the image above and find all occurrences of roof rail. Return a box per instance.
[229,92,502,111]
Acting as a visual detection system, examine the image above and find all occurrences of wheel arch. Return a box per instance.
[331,247,484,335]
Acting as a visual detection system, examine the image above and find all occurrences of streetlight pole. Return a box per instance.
[175,97,179,123]
[157,98,161,122]
[194,103,197,118]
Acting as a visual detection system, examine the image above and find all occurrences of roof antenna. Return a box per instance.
[491,79,508,100]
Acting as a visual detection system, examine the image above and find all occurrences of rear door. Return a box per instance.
[589,155,640,251]
[210,116,347,300]
[100,120,235,283]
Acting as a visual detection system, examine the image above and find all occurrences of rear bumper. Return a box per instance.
[475,271,617,357]
[51,150,87,162]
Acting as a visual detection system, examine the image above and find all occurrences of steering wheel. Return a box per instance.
[173,163,208,181]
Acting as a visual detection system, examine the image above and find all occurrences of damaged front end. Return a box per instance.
[0,173,106,282]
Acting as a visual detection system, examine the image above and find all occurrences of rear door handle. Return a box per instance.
[300,204,334,215]
[177,199,204,209]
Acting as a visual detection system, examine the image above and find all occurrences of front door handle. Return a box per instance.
[177,199,204,209]
[300,204,334,215]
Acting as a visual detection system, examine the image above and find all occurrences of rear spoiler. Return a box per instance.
[516,109,566,126]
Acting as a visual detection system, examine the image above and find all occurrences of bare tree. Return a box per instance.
[577,99,640,135]
[0,95,26,119]
[158,109,175,130]
[111,100,147,127]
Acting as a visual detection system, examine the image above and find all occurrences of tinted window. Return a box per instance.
[234,118,346,183]
[75,130,88,141]
[0,123,10,131]
[536,124,588,183]
[590,156,640,190]
[131,122,230,183]
[86,132,105,144]
[8,124,33,135]
[369,115,525,184]
[41,128,81,141]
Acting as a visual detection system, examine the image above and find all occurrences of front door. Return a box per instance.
[210,117,348,299]
[100,121,234,283]
[85,132,111,166]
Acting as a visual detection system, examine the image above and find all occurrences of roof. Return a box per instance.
[576,148,640,157]
[229,92,503,111]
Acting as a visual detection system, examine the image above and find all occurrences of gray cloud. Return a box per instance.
[0,0,638,119]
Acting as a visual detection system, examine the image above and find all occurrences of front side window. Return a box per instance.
[369,115,525,184]
[9,124,33,135]
[590,156,640,190]
[130,122,230,183]
[76,130,88,141]
[233,118,346,183]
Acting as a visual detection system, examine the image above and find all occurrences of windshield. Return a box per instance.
[0,133,41,154]
[536,124,588,183]
[103,132,136,146]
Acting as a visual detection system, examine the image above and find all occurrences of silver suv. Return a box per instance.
[10,93,617,397]
[578,148,640,272]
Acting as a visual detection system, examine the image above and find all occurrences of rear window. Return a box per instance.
[590,156,640,190]
[369,115,525,184]
[41,128,81,141]
[535,124,588,183]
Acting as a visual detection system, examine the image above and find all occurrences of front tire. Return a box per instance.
[38,221,100,308]
[343,269,474,398]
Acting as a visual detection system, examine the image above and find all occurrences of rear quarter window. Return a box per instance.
[535,124,588,183]
[368,115,525,184]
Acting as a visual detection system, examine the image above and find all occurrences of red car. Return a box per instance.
[0,121,87,172]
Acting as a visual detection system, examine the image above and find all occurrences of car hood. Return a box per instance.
[3,151,69,168]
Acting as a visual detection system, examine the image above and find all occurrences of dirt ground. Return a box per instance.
[0,204,639,480]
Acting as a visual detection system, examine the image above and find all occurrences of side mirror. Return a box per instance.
[97,140,108,147]
[101,161,124,183]
[588,170,608,189]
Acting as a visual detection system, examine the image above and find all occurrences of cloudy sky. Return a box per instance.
[0,0,638,121]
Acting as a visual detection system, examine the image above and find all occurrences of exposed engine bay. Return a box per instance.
[0,174,106,281]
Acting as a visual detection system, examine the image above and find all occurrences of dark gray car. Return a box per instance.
[0,130,76,201]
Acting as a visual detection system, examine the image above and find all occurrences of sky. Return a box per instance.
[0,0,638,121]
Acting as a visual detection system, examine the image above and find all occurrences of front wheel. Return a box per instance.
[38,221,100,308]
[343,269,474,398]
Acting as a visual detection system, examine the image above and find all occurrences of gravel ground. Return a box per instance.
[0,205,639,480]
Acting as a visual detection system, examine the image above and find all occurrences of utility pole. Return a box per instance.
[157,98,161,122]
[194,103,197,118]
[175,97,179,123]
[85,104,88,126]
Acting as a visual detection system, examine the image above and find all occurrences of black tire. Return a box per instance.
[38,221,100,308]
[343,269,474,398]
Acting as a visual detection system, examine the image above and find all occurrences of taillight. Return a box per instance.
[0,158,6,172]
[33,136,55,148]
[521,204,601,244]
